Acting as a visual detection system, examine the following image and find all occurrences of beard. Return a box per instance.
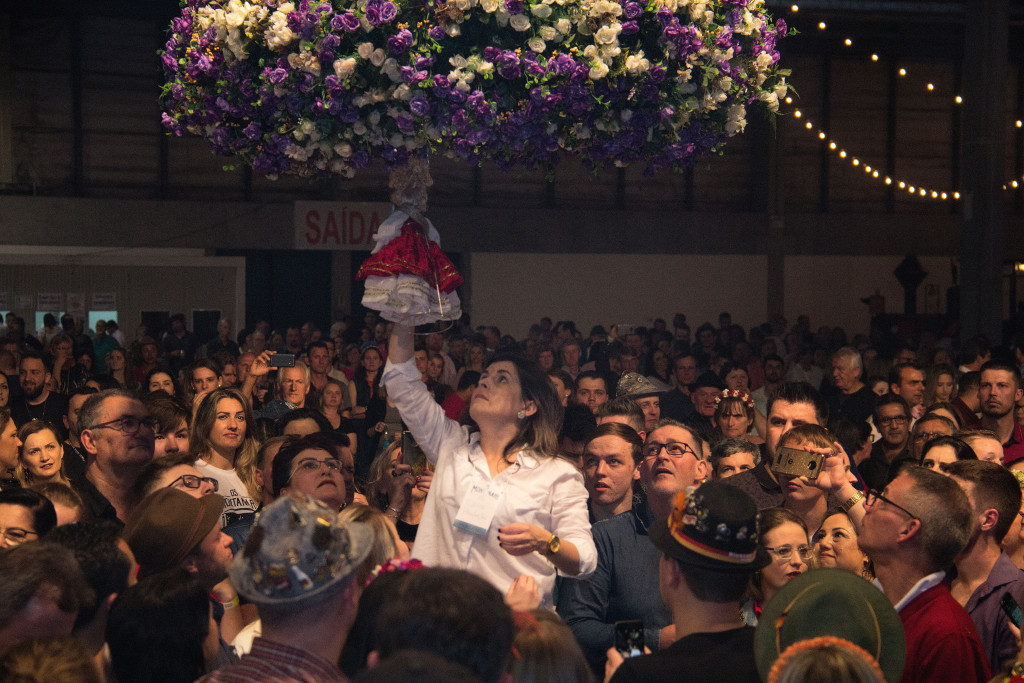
[23,382,45,400]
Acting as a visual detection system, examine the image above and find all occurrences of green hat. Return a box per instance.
[754,568,905,683]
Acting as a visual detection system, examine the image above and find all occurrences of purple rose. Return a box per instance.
[267,67,288,84]
[378,1,397,23]
[726,8,742,26]
[484,46,501,62]
[433,74,451,88]
[620,20,638,34]
[365,2,382,26]
[715,26,733,48]
[161,53,178,72]
[505,0,523,13]
[243,122,262,140]
[387,29,413,54]
[656,7,672,26]
[623,2,641,18]
[395,114,414,132]
[409,97,430,116]
[775,18,787,36]
[415,55,435,68]
[428,25,445,41]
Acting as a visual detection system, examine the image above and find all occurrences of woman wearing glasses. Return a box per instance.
[0,488,57,548]
[747,508,811,619]
[381,323,596,609]
[190,387,261,532]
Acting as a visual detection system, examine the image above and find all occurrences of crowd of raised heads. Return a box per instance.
[4,307,1024,682]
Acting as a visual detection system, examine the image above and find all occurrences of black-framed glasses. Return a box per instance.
[0,526,38,546]
[642,442,697,460]
[877,415,909,426]
[913,431,947,442]
[167,474,219,492]
[89,415,159,434]
[289,458,343,482]
[865,489,919,520]
[763,544,812,561]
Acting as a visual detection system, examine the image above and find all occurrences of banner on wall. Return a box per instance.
[294,201,391,250]
[37,293,61,311]
[92,292,117,309]
[67,293,86,318]
[14,295,32,310]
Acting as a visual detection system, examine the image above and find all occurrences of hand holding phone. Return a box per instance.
[614,620,644,659]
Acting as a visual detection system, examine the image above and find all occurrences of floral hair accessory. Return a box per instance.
[366,556,424,586]
[715,389,755,408]
[767,636,886,683]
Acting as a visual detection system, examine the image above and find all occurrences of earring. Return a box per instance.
[517,410,525,419]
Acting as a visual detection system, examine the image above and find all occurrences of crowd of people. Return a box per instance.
[3,306,1024,682]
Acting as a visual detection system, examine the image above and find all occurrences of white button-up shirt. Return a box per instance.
[382,357,597,607]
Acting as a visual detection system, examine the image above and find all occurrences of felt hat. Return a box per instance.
[123,488,225,579]
[754,568,905,683]
[616,372,663,399]
[231,491,374,605]
[648,481,770,573]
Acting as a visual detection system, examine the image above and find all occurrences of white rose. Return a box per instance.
[450,55,469,68]
[583,45,598,59]
[334,142,354,157]
[556,17,571,33]
[358,42,375,59]
[370,48,386,67]
[539,25,557,40]
[595,25,618,44]
[528,37,546,52]
[718,76,733,92]
[368,110,381,125]
[509,14,531,30]
[446,23,462,35]
[774,79,787,99]
[480,0,499,11]
[530,3,552,17]
[389,133,404,148]
[758,90,779,112]
[353,122,368,135]
[589,61,609,79]
[334,57,357,79]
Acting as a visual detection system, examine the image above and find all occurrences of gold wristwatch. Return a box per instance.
[546,534,560,556]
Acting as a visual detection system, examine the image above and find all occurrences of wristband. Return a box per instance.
[841,491,865,512]
[219,596,240,610]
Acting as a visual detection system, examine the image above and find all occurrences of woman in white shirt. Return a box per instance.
[381,323,596,608]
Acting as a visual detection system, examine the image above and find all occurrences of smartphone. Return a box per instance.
[268,353,295,368]
[614,620,644,658]
[401,431,429,476]
[770,446,824,481]
[1001,593,1023,628]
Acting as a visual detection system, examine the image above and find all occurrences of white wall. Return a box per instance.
[468,253,956,339]
[468,253,769,338]
[0,247,245,337]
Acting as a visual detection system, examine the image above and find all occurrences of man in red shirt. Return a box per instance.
[441,371,478,421]
[858,466,989,683]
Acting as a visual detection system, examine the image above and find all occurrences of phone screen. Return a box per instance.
[1001,593,1023,628]
[614,620,644,658]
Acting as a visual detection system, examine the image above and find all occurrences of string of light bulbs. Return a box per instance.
[783,4,1024,199]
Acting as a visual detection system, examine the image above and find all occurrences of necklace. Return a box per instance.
[24,396,48,422]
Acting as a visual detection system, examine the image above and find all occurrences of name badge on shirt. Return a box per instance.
[453,479,506,536]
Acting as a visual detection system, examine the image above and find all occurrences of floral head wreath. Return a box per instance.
[767,636,885,683]
[715,389,755,409]
[366,557,424,586]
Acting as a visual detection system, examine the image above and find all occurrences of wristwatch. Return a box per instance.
[545,534,560,556]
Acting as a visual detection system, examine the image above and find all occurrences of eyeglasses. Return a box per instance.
[642,442,698,460]
[290,457,343,480]
[913,431,947,442]
[89,415,159,434]
[167,474,219,492]
[877,415,909,426]
[763,544,812,561]
[865,489,919,520]
[0,526,38,546]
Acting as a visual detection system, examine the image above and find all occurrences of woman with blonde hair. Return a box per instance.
[364,440,432,548]
[190,386,261,530]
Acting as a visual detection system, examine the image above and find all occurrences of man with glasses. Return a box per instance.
[860,394,912,491]
[271,433,347,512]
[908,412,956,465]
[133,452,219,502]
[73,389,157,523]
[559,419,708,675]
[858,466,989,683]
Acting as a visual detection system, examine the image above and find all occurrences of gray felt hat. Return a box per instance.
[231,491,374,605]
